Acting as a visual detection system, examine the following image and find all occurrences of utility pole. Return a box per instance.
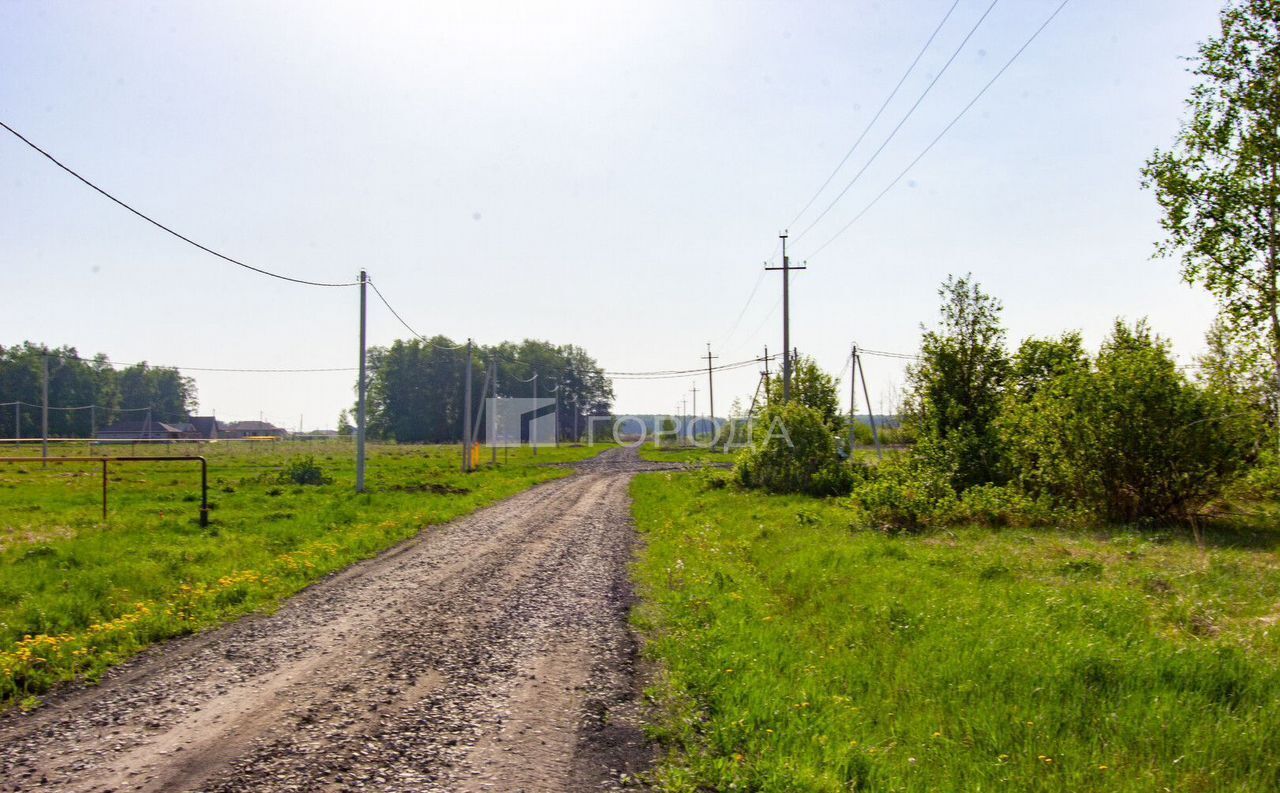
[531,372,538,456]
[355,269,368,493]
[90,404,96,440]
[552,379,560,448]
[762,345,771,402]
[855,349,883,460]
[13,402,18,441]
[463,339,474,473]
[704,343,718,426]
[42,352,49,466]
[491,360,499,465]
[681,396,687,440]
[691,384,698,439]
[849,343,858,455]
[764,232,805,402]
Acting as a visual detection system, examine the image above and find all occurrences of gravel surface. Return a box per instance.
[0,446,674,792]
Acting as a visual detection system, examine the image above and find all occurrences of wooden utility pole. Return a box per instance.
[761,345,771,401]
[551,379,560,447]
[704,343,718,424]
[41,353,49,466]
[849,343,858,455]
[491,360,499,465]
[463,339,473,472]
[764,232,805,402]
[855,348,883,460]
[355,270,368,493]
[690,384,698,438]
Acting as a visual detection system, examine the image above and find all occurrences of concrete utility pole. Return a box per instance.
[355,270,368,493]
[13,402,18,441]
[764,232,805,403]
[463,339,474,473]
[704,343,718,425]
[41,353,49,465]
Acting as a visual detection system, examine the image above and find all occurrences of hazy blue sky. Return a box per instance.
[2,1,1223,428]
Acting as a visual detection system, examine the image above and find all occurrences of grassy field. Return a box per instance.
[0,439,606,709]
[637,444,896,466]
[637,444,734,465]
[630,471,1280,792]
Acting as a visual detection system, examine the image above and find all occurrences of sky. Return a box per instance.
[1,0,1225,429]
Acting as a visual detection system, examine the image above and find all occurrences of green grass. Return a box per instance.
[630,471,1280,792]
[0,440,606,708]
[637,444,734,465]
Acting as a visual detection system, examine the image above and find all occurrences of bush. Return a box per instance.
[1232,447,1280,501]
[849,456,957,531]
[734,402,854,497]
[953,484,1065,528]
[277,456,333,486]
[999,321,1259,524]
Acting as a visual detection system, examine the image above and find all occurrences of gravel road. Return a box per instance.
[0,446,672,792]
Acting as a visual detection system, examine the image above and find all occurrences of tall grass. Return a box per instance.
[630,472,1280,792]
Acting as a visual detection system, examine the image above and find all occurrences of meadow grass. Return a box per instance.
[637,444,734,465]
[630,471,1280,792]
[0,440,606,708]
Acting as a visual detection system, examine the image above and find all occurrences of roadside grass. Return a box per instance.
[630,471,1280,792]
[0,440,605,709]
[637,445,733,465]
[637,444,897,466]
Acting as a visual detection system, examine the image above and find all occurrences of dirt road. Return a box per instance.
[0,446,669,792]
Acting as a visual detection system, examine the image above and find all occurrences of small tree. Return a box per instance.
[735,402,853,497]
[906,275,1010,490]
[767,354,843,431]
[1142,0,1280,434]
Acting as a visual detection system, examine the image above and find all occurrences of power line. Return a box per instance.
[718,269,767,350]
[786,0,962,230]
[0,120,361,288]
[47,349,356,373]
[804,0,1072,260]
[793,0,1000,243]
[366,278,469,350]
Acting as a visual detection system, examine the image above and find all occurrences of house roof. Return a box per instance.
[226,420,284,431]
[97,420,188,434]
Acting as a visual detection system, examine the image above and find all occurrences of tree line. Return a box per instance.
[356,337,613,443]
[0,342,196,438]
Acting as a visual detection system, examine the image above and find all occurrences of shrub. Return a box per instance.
[734,402,854,497]
[999,321,1259,524]
[849,456,957,531]
[953,484,1064,528]
[277,456,333,486]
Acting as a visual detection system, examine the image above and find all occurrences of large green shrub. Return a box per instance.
[734,402,854,497]
[1000,321,1259,523]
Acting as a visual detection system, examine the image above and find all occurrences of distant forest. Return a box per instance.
[0,342,195,438]
[360,337,613,444]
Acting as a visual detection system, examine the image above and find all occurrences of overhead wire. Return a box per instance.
[803,0,1073,260]
[0,120,361,288]
[792,0,1001,243]
[786,0,962,230]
